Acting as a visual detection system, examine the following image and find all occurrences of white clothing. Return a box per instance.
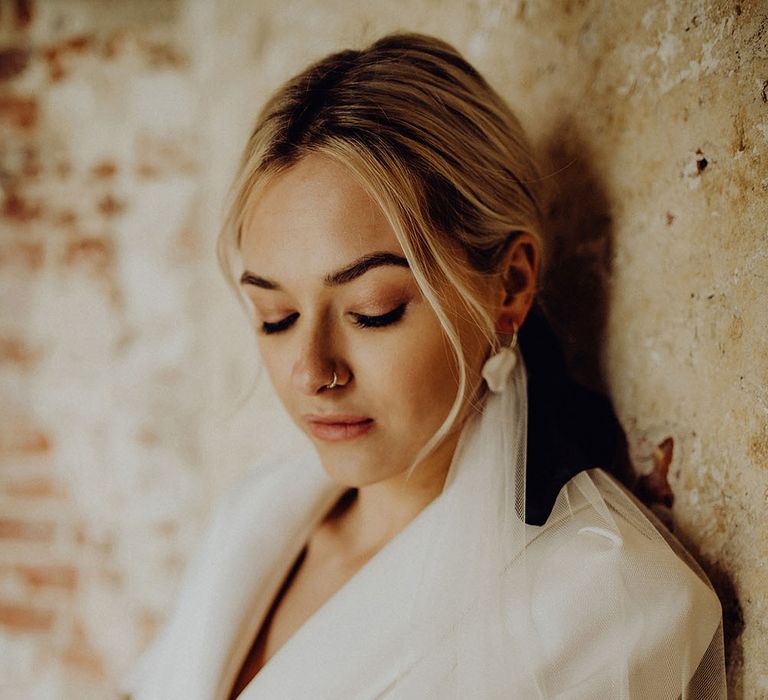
[122,350,725,699]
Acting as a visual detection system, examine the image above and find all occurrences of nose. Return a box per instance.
[291,320,345,395]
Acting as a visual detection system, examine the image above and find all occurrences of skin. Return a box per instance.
[238,151,538,557]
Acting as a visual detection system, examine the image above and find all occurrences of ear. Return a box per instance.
[495,232,539,334]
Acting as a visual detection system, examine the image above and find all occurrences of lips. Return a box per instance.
[305,415,375,442]
[307,414,371,424]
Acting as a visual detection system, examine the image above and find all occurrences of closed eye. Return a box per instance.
[351,302,407,329]
[261,312,299,335]
[260,303,408,335]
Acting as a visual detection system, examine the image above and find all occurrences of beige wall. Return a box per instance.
[0,0,764,697]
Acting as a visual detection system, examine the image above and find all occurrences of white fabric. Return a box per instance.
[121,347,726,699]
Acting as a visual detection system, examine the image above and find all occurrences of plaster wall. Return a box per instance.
[0,1,764,697]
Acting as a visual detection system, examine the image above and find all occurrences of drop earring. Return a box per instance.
[481,322,519,393]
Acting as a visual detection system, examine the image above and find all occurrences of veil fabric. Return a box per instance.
[386,345,727,698]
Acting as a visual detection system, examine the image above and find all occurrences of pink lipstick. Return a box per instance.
[305,415,375,442]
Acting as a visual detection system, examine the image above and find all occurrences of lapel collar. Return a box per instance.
[209,452,346,700]
[237,483,443,700]
[137,447,344,700]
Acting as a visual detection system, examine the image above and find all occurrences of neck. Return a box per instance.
[327,430,462,558]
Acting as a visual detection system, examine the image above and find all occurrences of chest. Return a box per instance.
[227,541,376,700]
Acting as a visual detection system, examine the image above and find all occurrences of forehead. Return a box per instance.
[239,153,402,282]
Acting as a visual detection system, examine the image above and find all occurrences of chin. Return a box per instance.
[316,452,400,488]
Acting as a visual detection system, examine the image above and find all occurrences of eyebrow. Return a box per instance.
[239,251,410,290]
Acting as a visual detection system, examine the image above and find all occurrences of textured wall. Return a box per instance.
[0,0,765,698]
[0,1,209,697]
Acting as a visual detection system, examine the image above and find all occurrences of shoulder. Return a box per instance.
[521,468,722,696]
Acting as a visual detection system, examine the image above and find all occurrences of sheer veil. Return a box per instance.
[391,345,727,699]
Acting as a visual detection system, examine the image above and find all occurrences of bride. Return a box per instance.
[121,32,726,699]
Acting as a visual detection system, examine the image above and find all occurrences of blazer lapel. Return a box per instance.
[132,448,345,700]
[209,453,348,700]
[237,487,442,700]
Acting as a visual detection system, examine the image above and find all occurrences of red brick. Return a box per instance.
[62,236,113,272]
[42,34,95,82]
[55,160,72,179]
[91,161,117,179]
[2,190,42,221]
[74,523,115,556]
[97,193,126,217]
[0,423,52,455]
[15,0,33,29]
[0,48,30,81]
[42,36,94,63]
[0,94,37,129]
[20,145,41,177]
[47,59,65,82]
[0,240,44,270]
[140,40,189,70]
[0,337,40,370]
[0,603,55,632]
[103,29,131,60]
[134,133,200,179]
[62,620,106,678]
[61,646,106,679]
[15,564,78,591]
[136,162,159,179]
[3,476,65,499]
[0,518,55,542]
[54,209,78,227]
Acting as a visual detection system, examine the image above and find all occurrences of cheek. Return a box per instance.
[373,320,461,424]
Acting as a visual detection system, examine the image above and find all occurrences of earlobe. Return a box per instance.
[497,313,520,335]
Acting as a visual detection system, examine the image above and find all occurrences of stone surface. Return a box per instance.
[0,0,764,697]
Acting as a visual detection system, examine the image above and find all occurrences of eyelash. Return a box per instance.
[260,303,408,336]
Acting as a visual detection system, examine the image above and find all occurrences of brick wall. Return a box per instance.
[0,1,209,696]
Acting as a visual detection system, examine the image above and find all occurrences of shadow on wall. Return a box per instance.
[538,119,612,396]
[537,119,744,697]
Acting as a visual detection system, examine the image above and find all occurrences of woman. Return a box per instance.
[121,32,726,699]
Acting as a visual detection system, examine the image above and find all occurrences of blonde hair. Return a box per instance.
[218,32,546,474]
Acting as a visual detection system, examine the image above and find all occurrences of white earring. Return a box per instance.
[481,324,519,393]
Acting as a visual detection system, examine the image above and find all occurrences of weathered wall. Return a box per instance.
[0,2,210,697]
[0,0,764,697]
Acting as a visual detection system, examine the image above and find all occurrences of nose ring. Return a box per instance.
[325,370,339,390]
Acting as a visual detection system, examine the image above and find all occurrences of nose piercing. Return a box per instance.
[325,371,339,390]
